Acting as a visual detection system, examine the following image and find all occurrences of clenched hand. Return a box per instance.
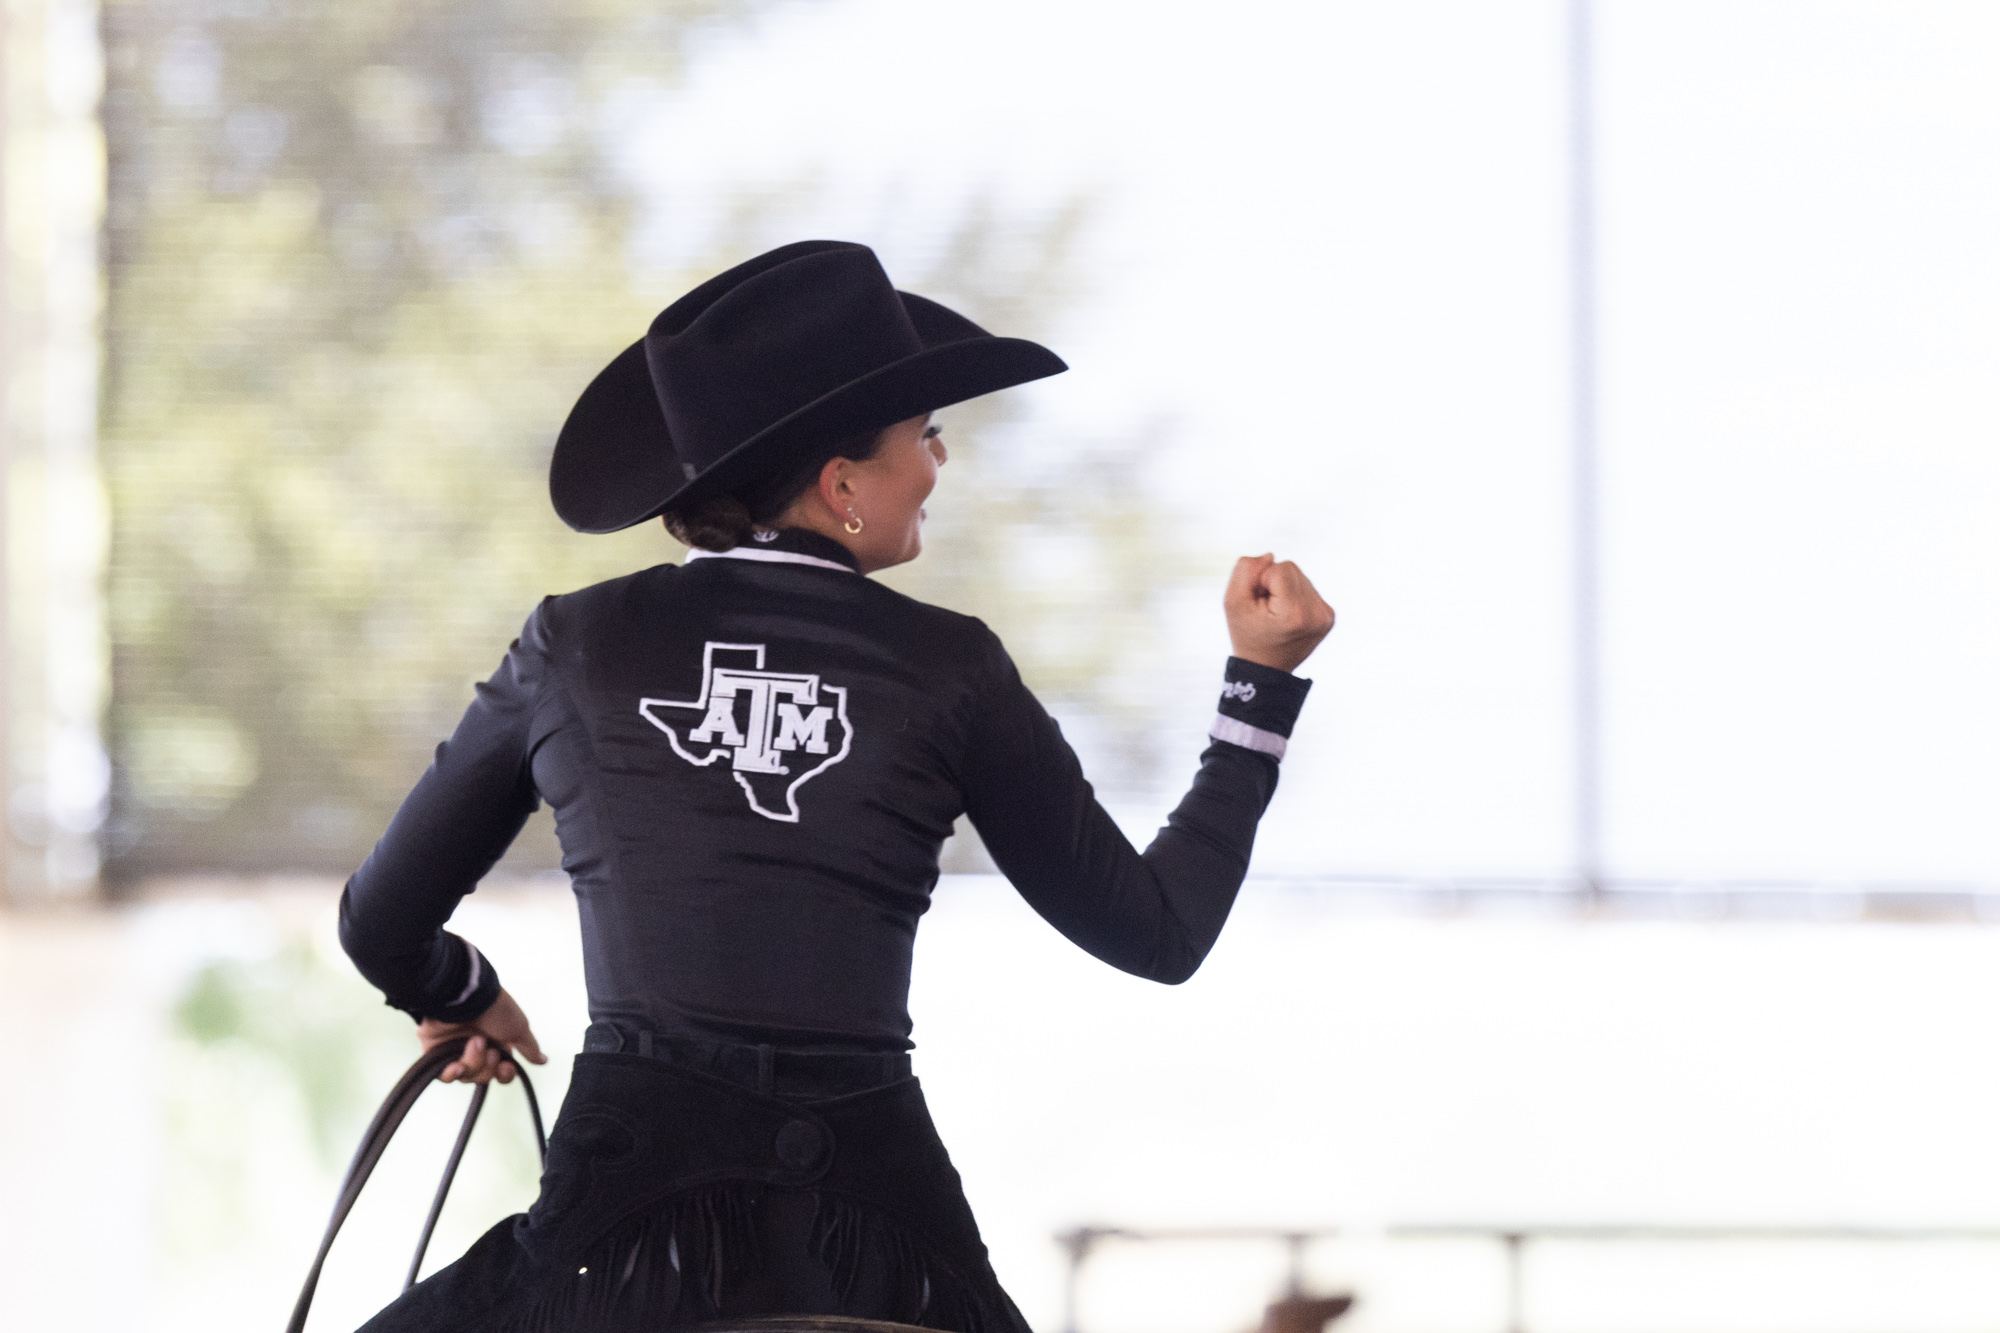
[1224,554,1336,675]
[418,987,548,1085]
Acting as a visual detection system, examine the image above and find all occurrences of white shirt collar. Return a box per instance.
[683,546,858,575]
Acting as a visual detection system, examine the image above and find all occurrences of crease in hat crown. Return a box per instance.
[549,238,1066,535]
[646,244,921,477]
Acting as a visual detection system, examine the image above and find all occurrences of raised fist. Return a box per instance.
[1224,554,1336,674]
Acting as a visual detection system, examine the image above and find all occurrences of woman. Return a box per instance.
[340,240,1334,1333]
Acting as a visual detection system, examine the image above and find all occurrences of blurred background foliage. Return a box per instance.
[167,937,397,1261]
[172,939,390,1164]
[100,0,1181,882]
[165,928,548,1269]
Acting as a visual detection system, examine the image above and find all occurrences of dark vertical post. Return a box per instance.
[1059,1228,1093,1333]
[1504,1231,1528,1333]
[1567,0,1603,904]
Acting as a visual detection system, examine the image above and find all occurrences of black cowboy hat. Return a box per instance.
[550,240,1068,534]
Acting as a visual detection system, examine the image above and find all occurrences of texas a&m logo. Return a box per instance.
[638,641,854,823]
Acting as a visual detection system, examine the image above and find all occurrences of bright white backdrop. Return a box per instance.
[623,0,2000,884]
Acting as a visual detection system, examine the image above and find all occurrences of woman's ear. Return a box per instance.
[816,456,848,515]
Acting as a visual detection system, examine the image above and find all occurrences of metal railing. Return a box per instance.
[1242,874,2000,923]
[1056,1223,2000,1333]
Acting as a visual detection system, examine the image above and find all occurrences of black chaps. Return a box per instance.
[356,1048,1030,1333]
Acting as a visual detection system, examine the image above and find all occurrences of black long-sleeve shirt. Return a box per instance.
[339,529,1311,1051]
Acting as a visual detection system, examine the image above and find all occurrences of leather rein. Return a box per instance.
[285,1036,548,1333]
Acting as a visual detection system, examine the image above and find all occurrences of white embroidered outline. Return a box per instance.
[637,641,854,823]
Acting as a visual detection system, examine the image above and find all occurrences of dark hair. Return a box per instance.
[663,424,889,552]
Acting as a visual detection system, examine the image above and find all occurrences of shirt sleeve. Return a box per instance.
[337,603,552,1022]
[959,644,1312,984]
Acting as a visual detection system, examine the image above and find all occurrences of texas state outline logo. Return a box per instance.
[638,641,854,823]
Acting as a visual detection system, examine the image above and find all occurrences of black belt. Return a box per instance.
[582,1021,910,1099]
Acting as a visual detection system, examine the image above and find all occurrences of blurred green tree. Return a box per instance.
[102,0,741,877]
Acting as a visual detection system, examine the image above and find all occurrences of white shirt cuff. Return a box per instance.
[1209,712,1288,759]
[447,938,484,1009]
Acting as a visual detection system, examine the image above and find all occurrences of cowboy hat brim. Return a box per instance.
[550,294,1066,535]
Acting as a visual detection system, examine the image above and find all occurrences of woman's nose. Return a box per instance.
[930,437,948,466]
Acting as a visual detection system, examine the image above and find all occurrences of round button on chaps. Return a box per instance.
[774,1118,829,1171]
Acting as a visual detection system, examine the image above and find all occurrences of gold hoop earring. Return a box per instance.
[844,510,864,535]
